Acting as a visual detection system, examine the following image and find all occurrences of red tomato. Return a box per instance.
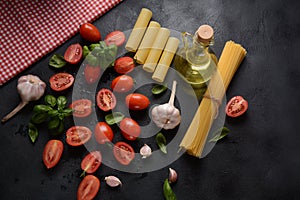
[81,151,102,174]
[96,88,116,112]
[125,93,150,110]
[42,140,63,169]
[66,126,92,146]
[64,43,82,64]
[114,56,135,74]
[49,72,74,91]
[225,96,248,117]
[77,175,100,200]
[70,99,92,118]
[105,30,126,46]
[84,64,101,84]
[94,122,114,144]
[120,118,141,141]
[113,142,135,165]
[79,23,101,42]
[111,75,134,93]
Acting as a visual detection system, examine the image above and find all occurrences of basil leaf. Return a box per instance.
[156,133,167,154]
[49,54,67,68]
[152,84,168,95]
[28,123,39,143]
[57,96,67,110]
[83,45,91,58]
[163,179,177,200]
[89,43,101,51]
[62,108,73,117]
[57,120,64,133]
[105,112,125,125]
[48,117,60,130]
[209,127,230,143]
[86,54,99,67]
[48,110,59,117]
[31,112,48,124]
[33,105,53,113]
[44,95,57,107]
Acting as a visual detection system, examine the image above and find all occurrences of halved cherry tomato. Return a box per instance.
[84,64,101,84]
[49,72,74,91]
[96,88,116,112]
[64,43,82,64]
[111,75,134,93]
[42,140,63,169]
[77,175,100,200]
[105,30,126,46]
[66,126,92,146]
[70,99,92,118]
[81,151,102,174]
[94,122,114,144]
[114,56,135,74]
[120,118,141,141]
[79,23,101,42]
[125,93,150,110]
[225,96,248,117]
[113,142,135,165]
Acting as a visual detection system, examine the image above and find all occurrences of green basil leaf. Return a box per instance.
[89,43,101,51]
[28,123,39,143]
[48,110,59,117]
[163,179,177,200]
[58,113,65,121]
[48,117,60,130]
[83,45,91,58]
[31,112,48,124]
[49,54,67,68]
[44,95,57,107]
[33,105,53,113]
[209,127,230,143]
[86,54,99,67]
[105,112,125,125]
[156,133,167,154]
[152,84,168,95]
[62,108,73,117]
[57,96,67,109]
[57,120,64,133]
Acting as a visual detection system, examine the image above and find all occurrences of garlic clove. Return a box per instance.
[168,168,178,183]
[140,144,152,159]
[105,176,122,187]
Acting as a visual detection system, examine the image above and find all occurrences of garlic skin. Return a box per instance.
[168,168,178,183]
[140,144,152,159]
[17,74,46,102]
[151,81,181,130]
[105,176,122,187]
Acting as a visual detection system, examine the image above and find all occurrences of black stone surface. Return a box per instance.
[1,0,300,199]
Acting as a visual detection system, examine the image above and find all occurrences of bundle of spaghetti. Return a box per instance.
[179,41,247,157]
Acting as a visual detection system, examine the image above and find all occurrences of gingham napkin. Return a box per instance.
[0,0,123,86]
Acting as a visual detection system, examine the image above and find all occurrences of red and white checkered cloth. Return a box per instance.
[0,0,123,86]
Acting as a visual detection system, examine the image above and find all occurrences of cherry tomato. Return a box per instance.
[79,23,101,42]
[64,43,82,64]
[113,142,135,165]
[77,175,100,200]
[70,99,92,118]
[114,56,135,74]
[49,72,74,91]
[105,30,126,46]
[84,64,101,84]
[111,75,134,93]
[42,140,63,169]
[94,122,114,144]
[225,96,248,117]
[96,88,116,112]
[120,118,141,141]
[66,126,92,146]
[81,151,102,174]
[125,93,150,110]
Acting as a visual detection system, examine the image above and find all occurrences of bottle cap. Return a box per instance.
[197,25,214,44]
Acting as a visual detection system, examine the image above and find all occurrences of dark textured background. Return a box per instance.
[1,0,300,199]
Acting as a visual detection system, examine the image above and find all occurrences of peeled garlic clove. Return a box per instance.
[168,168,177,183]
[140,144,152,159]
[105,176,122,187]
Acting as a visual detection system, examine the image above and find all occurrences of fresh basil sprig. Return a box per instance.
[49,54,67,68]
[105,112,125,125]
[28,95,72,143]
[163,179,177,200]
[156,133,167,154]
[209,127,230,143]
